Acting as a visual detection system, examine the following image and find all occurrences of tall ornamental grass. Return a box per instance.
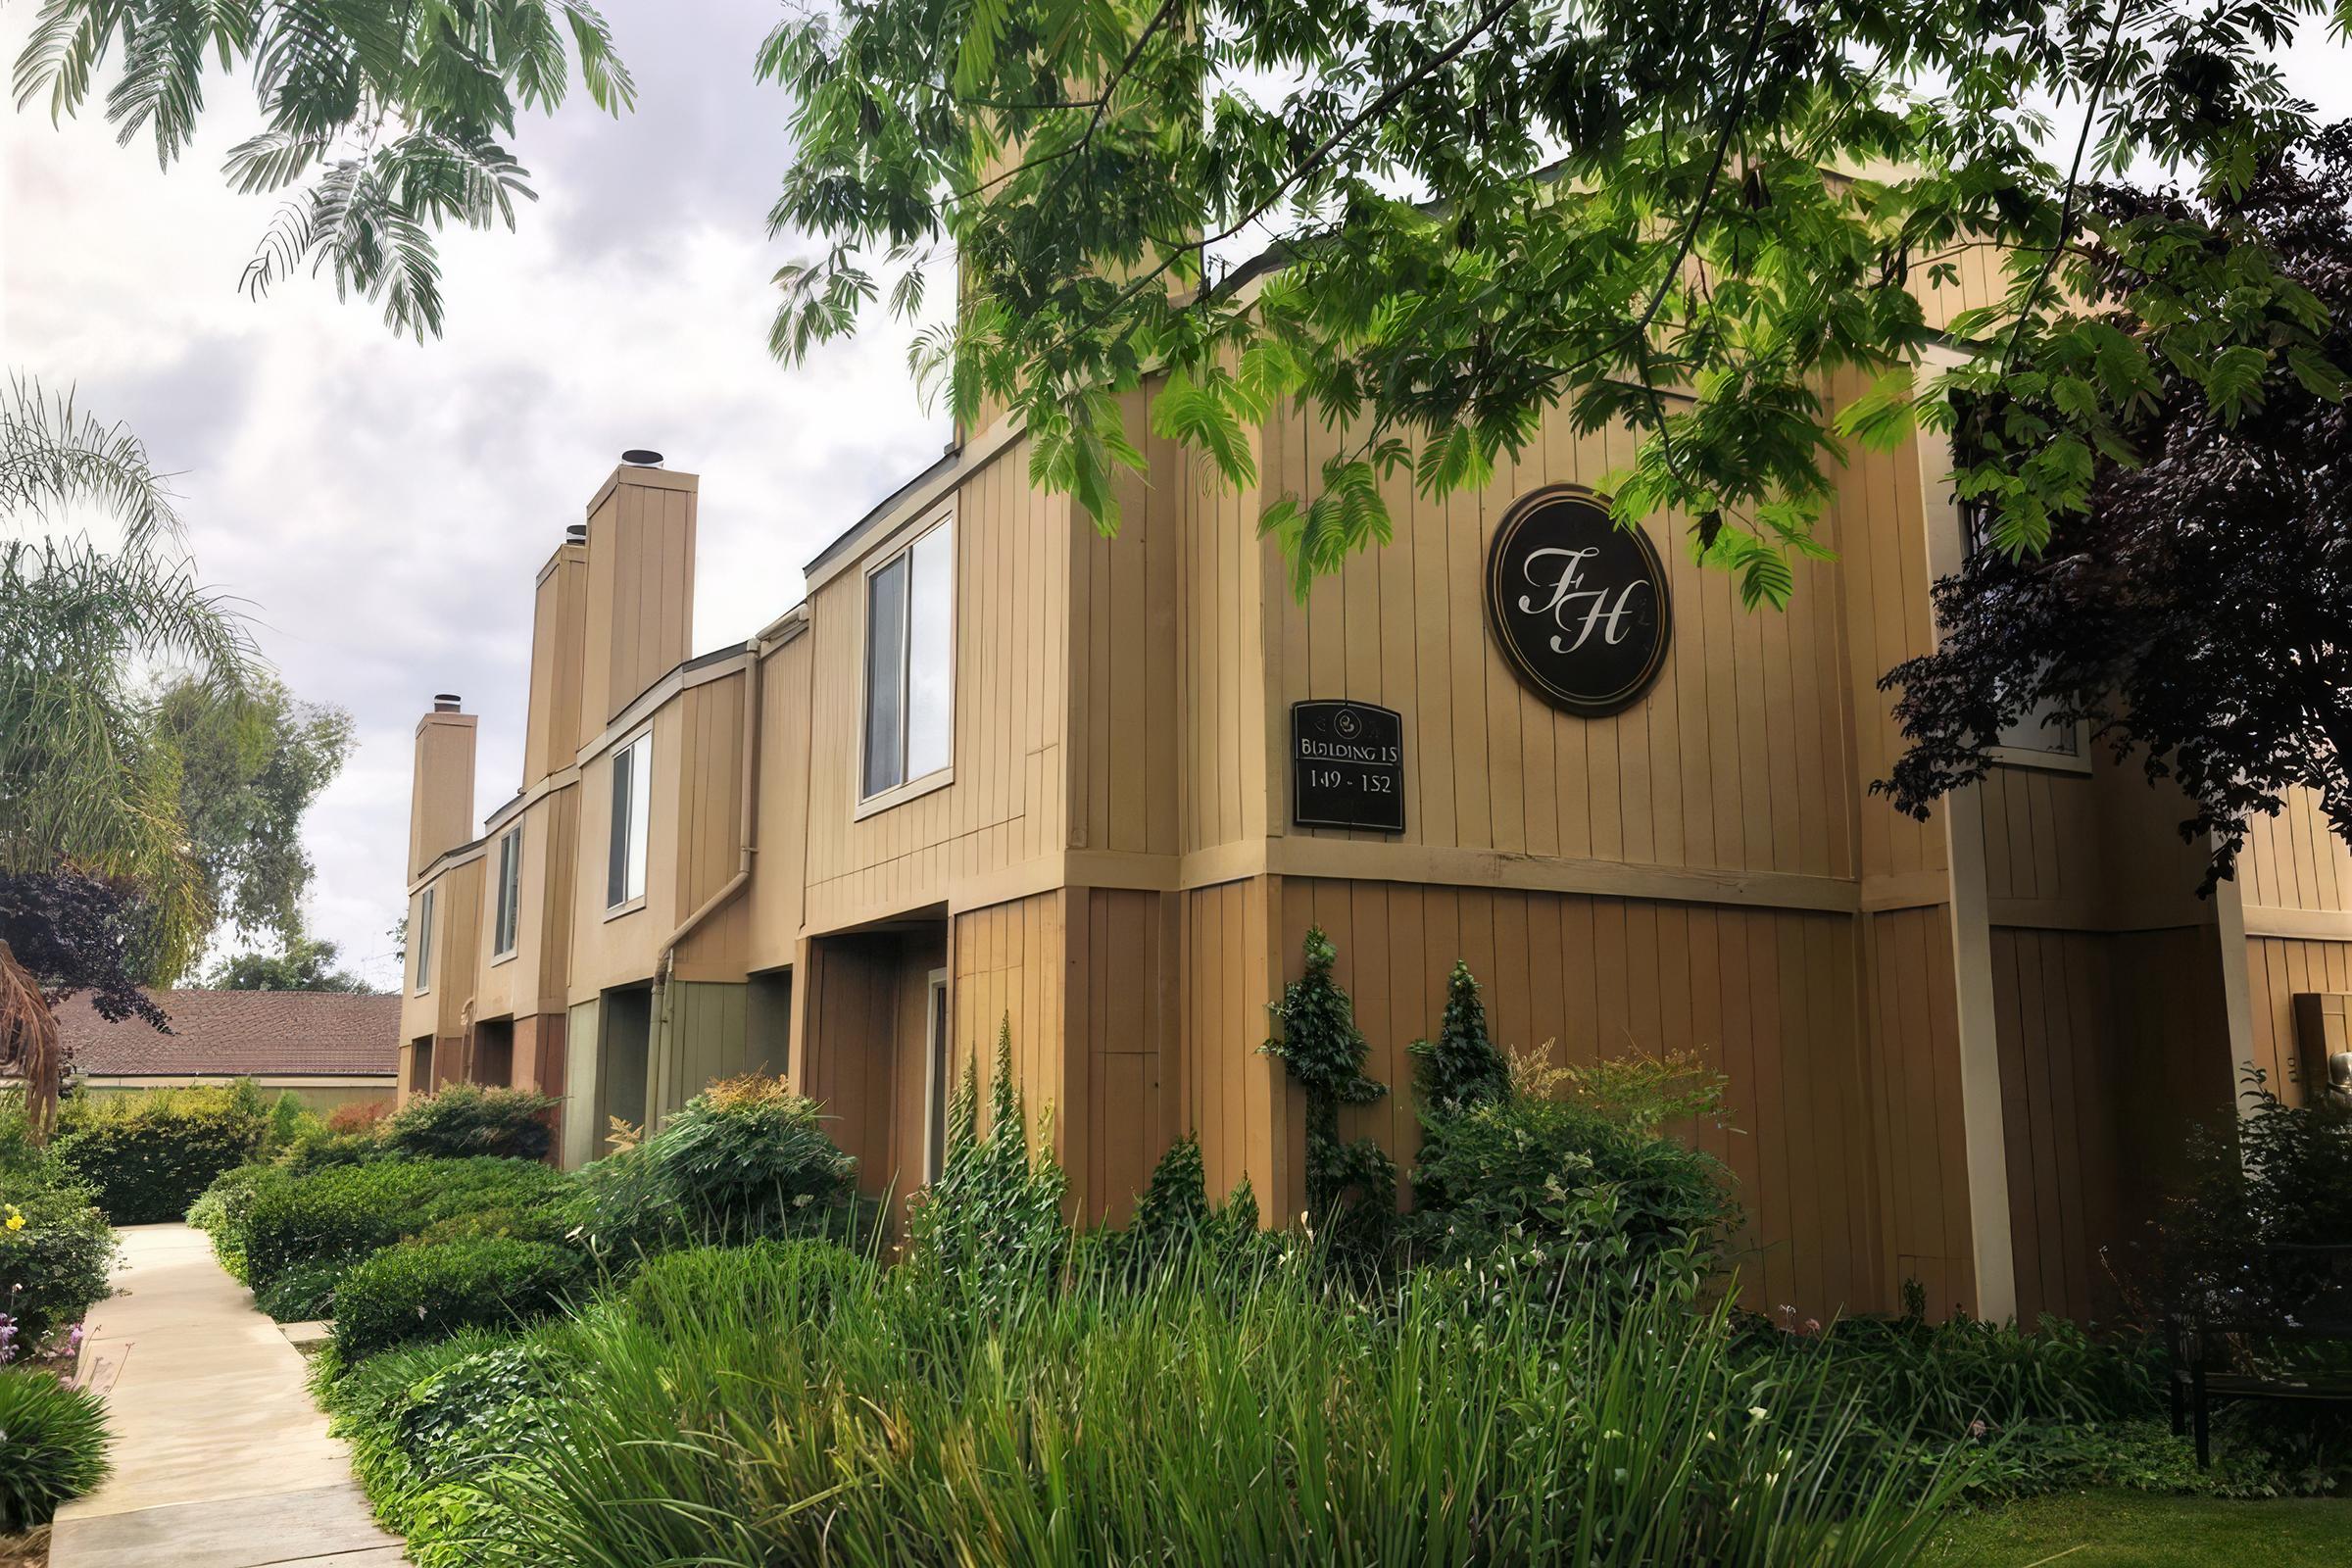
[443,1240,1967,1567]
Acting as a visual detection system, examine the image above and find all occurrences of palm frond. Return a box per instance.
[0,373,179,547]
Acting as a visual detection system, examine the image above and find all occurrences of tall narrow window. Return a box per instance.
[861,515,954,799]
[413,887,435,994]
[923,971,951,1182]
[492,825,522,956]
[607,733,651,908]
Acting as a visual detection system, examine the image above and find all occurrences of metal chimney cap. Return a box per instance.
[564,523,587,542]
[431,693,463,712]
[620,448,663,466]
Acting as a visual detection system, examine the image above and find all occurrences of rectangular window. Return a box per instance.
[413,887,435,994]
[607,732,651,908]
[492,826,522,956]
[861,516,954,800]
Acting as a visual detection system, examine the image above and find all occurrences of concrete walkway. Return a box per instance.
[50,1224,404,1568]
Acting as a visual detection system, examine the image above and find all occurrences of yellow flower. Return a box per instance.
[6,1213,24,1232]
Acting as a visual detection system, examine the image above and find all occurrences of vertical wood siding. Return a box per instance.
[800,441,1072,929]
[2243,790,2352,914]
[2245,935,2352,1102]
[1219,399,1862,884]
[1862,904,1977,1319]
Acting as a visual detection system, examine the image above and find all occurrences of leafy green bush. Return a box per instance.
[382,1084,558,1162]
[53,1083,267,1224]
[578,1075,855,1263]
[0,1183,120,1348]
[2164,1075,2352,1324]
[1783,1310,2163,1442]
[254,1258,351,1322]
[1404,1046,1738,1301]
[904,1023,1068,1314]
[184,1162,284,1281]
[0,1367,110,1531]
[332,1237,583,1360]
[239,1156,578,1296]
[275,1127,386,1174]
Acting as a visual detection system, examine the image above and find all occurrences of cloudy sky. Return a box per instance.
[2,2,953,990]
[6,13,2350,993]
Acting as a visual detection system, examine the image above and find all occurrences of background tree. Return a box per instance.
[152,673,356,956]
[1880,123,2352,886]
[1,375,253,1128]
[205,934,375,994]
[24,2,2347,607]
[12,0,633,340]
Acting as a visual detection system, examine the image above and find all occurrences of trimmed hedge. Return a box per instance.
[382,1085,557,1162]
[332,1238,584,1360]
[0,1367,109,1530]
[237,1157,579,1296]
[54,1084,267,1224]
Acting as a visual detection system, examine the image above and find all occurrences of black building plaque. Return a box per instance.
[1292,701,1405,833]
[1486,486,1671,716]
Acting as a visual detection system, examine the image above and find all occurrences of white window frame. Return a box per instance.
[606,728,653,914]
[854,509,956,817]
[490,824,522,961]
[412,886,435,996]
[921,968,951,1183]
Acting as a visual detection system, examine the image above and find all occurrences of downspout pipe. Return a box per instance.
[653,634,767,1024]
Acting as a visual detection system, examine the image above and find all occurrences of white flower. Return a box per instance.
[1747,1405,1769,1423]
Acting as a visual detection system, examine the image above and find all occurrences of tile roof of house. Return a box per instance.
[55,990,401,1078]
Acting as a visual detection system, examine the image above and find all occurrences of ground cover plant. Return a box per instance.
[0,1367,108,1533]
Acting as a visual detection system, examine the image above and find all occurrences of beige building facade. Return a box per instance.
[399,342,2352,1326]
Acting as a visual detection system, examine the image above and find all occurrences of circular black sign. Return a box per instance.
[1485,487,1670,716]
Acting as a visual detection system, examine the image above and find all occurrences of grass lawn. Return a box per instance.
[1924,1488,2352,1566]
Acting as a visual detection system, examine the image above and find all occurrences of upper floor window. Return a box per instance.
[412,886,435,994]
[862,516,954,800]
[608,731,652,908]
[492,825,522,956]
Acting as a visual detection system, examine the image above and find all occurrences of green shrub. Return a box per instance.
[254,1258,351,1322]
[1783,1310,2163,1441]
[259,1093,321,1161]
[0,1184,120,1348]
[240,1156,578,1294]
[332,1237,583,1360]
[275,1127,385,1174]
[2165,1075,2352,1324]
[0,1367,110,1531]
[382,1084,557,1162]
[1404,1050,1738,1301]
[53,1083,267,1224]
[185,1163,286,1282]
[904,1024,1068,1314]
[578,1075,855,1263]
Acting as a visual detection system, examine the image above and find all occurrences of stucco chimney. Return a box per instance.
[409,696,478,879]
[576,454,698,750]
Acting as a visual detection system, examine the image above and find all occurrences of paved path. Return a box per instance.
[50,1223,405,1568]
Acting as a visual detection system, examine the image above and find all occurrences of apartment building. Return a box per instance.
[398,335,2352,1328]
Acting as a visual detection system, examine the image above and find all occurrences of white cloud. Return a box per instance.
[2,1,951,990]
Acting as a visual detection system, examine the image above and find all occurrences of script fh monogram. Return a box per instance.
[1517,547,1652,654]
